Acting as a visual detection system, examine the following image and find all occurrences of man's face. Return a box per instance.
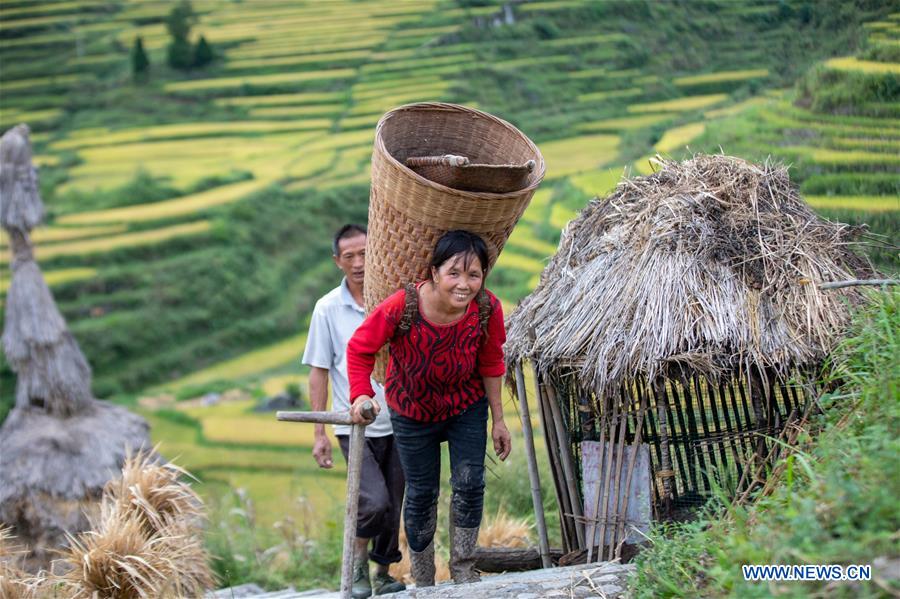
[334,233,366,286]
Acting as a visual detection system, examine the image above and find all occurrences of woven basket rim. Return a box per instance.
[375,102,546,200]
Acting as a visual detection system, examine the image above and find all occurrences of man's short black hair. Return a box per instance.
[333,224,367,256]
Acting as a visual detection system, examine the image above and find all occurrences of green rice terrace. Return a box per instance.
[1,0,898,591]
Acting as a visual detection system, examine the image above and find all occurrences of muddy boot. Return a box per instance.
[408,540,435,587]
[449,520,481,584]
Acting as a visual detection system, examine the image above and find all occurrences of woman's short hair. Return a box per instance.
[430,230,489,274]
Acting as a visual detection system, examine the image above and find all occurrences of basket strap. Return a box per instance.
[406,154,470,167]
[393,282,492,340]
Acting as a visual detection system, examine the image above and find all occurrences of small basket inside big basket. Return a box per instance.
[366,102,545,382]
[406,154,537,193]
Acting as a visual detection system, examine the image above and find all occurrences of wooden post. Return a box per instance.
[543,382,586,549]
[277,401,374,599]
[514,363,552,569]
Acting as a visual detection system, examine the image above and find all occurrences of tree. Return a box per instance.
[166,0,196,70]
[193,34,213,68]
[131,36,150,80]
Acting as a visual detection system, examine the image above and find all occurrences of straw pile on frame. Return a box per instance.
[506,154,875,395]
[0,123,155,571]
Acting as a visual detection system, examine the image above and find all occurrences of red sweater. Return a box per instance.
[347,283,506,422]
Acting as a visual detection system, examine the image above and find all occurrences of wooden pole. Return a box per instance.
[614,388,647,559]
[595,392,618,560]
[277,401,374,599]
[543,382,586,549]
[586,393,609,563]
[605,392,629,561]
[341,418,366,599]
[532,369,574,551]
[514,363,552,569]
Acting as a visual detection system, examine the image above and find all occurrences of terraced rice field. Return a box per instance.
[3,0,897,539]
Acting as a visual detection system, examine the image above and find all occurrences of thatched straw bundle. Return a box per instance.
[0,455,213,598]
[0,123,156,572]
[62,454,214,598]
[0,124,44,232]
[2,253,93,416]
[506,154,874,395]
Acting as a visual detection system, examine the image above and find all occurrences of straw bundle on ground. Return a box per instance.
[505,154,877,557]
[0,455,213,598]
[62,453,214,598]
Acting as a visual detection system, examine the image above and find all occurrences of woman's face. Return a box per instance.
[432,252,484,311]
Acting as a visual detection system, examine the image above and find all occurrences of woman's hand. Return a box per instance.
[350,395,380,424]
[492,419,511,461]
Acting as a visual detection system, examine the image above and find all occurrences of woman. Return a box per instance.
[346,229,512,587]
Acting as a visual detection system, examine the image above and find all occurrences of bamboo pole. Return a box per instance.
[652,380,676,512]
[586,390,609,563]
[514,363,552,568]
[543,382,586,549]
[605,392,629,561]
[614,387,648,559]
[596,392,619,559]
[532,366,574,551]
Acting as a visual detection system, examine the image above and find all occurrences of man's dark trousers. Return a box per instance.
[337,434,405,566]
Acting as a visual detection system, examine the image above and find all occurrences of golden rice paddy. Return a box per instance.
[673,68,769,87]
[0,267,97,294]
[825,56,900,74]
[538,133,620,178]
[494,251,545,275]
[52,122,328,150]
[805,195,900,212]
[628,94,729,113]
[157,334,307,392]
[214,91,345,107]
[654,122,706,153]
[164,68,357,93]
[6,221,212,262]
[58,180,269,225]
[224,50,371,71]
[577,88,643,103]
[0,224,126,246]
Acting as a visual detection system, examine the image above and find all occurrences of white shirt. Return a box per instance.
[301,278,392,437]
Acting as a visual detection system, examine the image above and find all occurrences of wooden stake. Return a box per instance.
[277,401,374,599]
[605,391,629,561]
[614,387,648,559]
[514,363,552,568]
[586,389,609,563]
[544,382,586,549]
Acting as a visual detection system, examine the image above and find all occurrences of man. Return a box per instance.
[302,224,406,598]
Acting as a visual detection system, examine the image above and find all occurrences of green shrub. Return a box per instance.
[630,290,900,598]
[194,35,214,68]
[131,36,150,80]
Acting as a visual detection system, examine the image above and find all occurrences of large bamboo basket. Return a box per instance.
[366,102,545,382]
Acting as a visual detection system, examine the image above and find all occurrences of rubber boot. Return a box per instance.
[449,519,481,584]
[408,540,435,587]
